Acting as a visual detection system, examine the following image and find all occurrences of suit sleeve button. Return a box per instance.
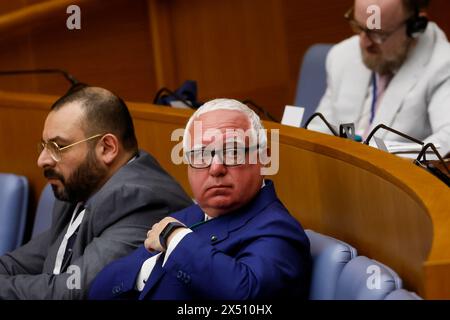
[112,284,123,294]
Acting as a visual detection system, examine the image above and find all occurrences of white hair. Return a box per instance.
[182,98,267,152]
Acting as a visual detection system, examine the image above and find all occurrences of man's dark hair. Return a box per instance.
[403,0,430,14]
[51,85,138,152]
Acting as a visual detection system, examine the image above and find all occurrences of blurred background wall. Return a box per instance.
[0,0,449,120]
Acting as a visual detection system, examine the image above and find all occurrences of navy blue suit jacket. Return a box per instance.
[89,180,311,300]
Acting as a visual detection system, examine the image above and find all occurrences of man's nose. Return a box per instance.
[360,31,375,47]
[37,147,56,169]
[208,154,227,177]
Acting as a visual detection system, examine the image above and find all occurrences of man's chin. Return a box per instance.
[362,54,380,70]
[204,196,234,210]
[49,183,69,202]
[215,196,245,211]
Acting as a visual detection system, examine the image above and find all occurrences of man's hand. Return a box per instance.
[144,217,186,252]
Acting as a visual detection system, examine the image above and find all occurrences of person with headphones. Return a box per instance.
[309,0,450,157]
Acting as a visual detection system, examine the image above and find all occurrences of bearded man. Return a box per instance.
[0,85,192,299]
[309,0,450,156]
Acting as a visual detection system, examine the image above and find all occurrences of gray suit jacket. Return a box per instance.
[0,150,192,299]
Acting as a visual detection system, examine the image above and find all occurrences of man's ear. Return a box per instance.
[97,134,119,165]
[259,146,271,167]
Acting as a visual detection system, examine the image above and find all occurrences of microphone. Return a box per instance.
[339,123,363,141]
[363,123,450,183]
[414,143,450,187]
[241,99,278,122]
[303,112,339,136]
[303,113,362,141]
[0,69,81,88]
[363,124,424,146]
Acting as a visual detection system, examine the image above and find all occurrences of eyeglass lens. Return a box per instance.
[188,148,248,168]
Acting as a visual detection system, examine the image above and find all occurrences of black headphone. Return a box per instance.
[405,0,429,38]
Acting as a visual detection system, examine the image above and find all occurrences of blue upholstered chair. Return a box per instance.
[294,44,333,126]
[384,289,422,300]
[335,256,402,300]
[31,183,55,238]
[0,173,29,255]
[306,229,357,300]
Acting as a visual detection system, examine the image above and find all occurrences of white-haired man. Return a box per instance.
[89,98,312,300]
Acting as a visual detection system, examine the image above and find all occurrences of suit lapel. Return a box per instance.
[183,206,206,227]
[339,55,372,123]
[347,66,372,122]
[138,253,166,299]
[43,202,76,273]
[373,28,433,135]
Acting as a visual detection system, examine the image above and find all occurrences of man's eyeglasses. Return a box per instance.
[38,134,103,162]
[185,145,259,169]
[344,7,408,45]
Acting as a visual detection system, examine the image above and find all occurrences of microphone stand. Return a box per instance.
[242,99,278,122]
[364,124,424,146]
[302,112,339,136]
[0,69,80,87]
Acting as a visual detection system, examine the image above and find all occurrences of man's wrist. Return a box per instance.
[167,228,186,247]
[159,221,186,249]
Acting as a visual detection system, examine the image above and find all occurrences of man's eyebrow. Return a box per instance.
[45,136,71,144]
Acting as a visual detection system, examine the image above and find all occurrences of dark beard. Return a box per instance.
[44,149,107,203]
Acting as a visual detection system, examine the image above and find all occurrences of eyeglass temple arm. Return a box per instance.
[344,7,353,20]
[363,124,424,146]
[59,134,103,151]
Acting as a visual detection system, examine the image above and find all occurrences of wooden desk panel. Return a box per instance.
[0,90,449,298]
